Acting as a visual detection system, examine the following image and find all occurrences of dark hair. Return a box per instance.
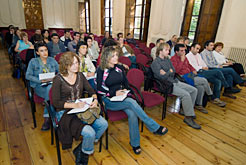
[174,44,185,52]
[88,32,94,36]
[191,43,200,48]
[51,33,59,38]
[8,25,14,29]
[177,37,184,43]
[117,32,123,39]
[204,40,213,48]
[156,38,164,44]
[76,41,88,54]
[214,42,224,49]
[85,36,92,43]
[64,29,70,33]
[73,32,80,36]
[184,36,190,41]
[42,29,49,35]
[33,34,43,42]
[103,39,118,47]
[127,33,131,36]
[34,42,47,52]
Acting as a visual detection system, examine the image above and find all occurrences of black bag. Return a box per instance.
[159,79,174,94]
[12,67,21,79]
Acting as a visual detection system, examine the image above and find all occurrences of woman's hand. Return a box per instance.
[87,72,95,77]
[116,90,125,96]
[90,99,98,108]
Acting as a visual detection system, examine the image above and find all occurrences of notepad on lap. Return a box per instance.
[67,97,93,114]
[39,72,55,80]
[110,90,130,101]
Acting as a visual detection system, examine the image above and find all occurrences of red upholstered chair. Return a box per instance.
[55,53,64,63]
[19,49,28,61]
[127,69,166,129]
[136,54,150,69]
[132,47,141,55]
[149,43,155,49]
[118,56,132,68]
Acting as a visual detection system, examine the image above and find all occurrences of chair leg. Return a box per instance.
[106,128,108,150]
[50,122,54,145]
[55,130,62,165]
[162,94,168,120]
[99,136,102,152]
[30,101,37,128]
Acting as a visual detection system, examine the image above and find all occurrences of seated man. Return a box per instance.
[85,36,99,66]
[47,33,66,58]
[67,32,80,52]
[126,33,136,46]
[151,43,201,129]
[166,34,177,49]
[101,31,111,46]
[170,36,184,57]
[186,43,232,105]
[200,41,246,88]
[88,33,100,53]
[30,29,42,44]
[171,44,213,113]
[151,38,165,60]
[60,29,73,49]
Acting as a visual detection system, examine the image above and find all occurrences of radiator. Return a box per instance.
[228,47,246,73]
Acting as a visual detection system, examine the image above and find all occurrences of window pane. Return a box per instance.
[110,0,113,8]
[105,0,109,8]
[105,9,109,17]
[188,31,195,40]
[105,18,109,26]
[141,29,144,40]
[110,9,113,17]
[135,5,142,17]
[192,0,202,15]
[105,26,109,32]
[86,1,88,9]
[189,16,198,31]
[134,29,140,39]
[134,18,141,28]
[136,0,142,5]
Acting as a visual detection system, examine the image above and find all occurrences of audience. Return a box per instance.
[101,31,111,46]
[151,43,201,129]
[200,40,246,88]
[68,32,80,52]
[171,44,213,113]
[60,30,73,49]
[213,42,245,77]
[42,29,51,44]
[88,33,100,53]
[170,36,184,57]
[76,41,96,89]
[186,43,229,106]
[86,36,99,66]
[30,29,41,44]
[47,33,66,58]
[80,32,85,42]
[184,36,190,54]
[151,38,165,60]
[96,46,168,155]
[52,52,107,164]
[126,33,136,46]
[5,25,15,48]
[26,42,59,130]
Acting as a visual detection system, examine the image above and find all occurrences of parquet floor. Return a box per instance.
[0,45,245,165]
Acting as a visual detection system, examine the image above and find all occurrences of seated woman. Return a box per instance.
[26,42,59,130]
[14,31,34,53]
[41,29,51,44]
[85,36,99,67]
[213,42,245,77]
[52,52,108,165]
[118,36,137,68]
[96,46,168,155]
[76,41,96,89]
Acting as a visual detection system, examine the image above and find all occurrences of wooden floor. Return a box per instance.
[0,45,246,165]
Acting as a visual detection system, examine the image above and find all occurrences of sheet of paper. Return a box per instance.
[110,90,130,101]
[67,97,93,114]
[39,72,55,80]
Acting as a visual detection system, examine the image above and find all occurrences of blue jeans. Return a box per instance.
[81,116,108,154]
[103,97,160,147]
[34,84,52,117]
[199,69,228,99]
[128,56,137,68]
[212,68,243,86]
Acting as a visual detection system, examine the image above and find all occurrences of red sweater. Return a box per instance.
[171,54,195,75]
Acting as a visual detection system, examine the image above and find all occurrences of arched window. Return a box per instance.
[101,0,113,35]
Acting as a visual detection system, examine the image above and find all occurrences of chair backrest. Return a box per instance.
[127,69,144,90]
[136,54,149,66]
[132,48,141,55]
[149,43,155,49]
[55,53,63,63]
[19,49,28,61]
[118,56,131,67]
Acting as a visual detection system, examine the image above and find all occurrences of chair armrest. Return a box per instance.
[128,83,145,106]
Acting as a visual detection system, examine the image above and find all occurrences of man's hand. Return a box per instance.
[202,67,208,70]
[160,69,166,75]
[170,69,173,72]
[193,71,197,75]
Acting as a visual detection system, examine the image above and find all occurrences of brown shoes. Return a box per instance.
[211,98,226,107]
[194,105,208,114]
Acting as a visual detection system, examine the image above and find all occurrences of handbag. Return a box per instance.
[76,107,100,124]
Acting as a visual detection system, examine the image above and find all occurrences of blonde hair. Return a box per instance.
[59,52,80,76]
[100,46,119,70]
[156,43,170,57]
[20,32,28,40]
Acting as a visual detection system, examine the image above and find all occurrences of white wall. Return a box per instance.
[41,0,79,31]
[215,0,246,56]
[90,0,101,35]
[0,0,26,29]
[147,0,186,45]
[112,0,126,38]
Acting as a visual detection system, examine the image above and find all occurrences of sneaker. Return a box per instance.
[183,117,201,129]
[211,98,226,107]
[223,92,237,99]
[179,109,196,119]
[194,105,208,114]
